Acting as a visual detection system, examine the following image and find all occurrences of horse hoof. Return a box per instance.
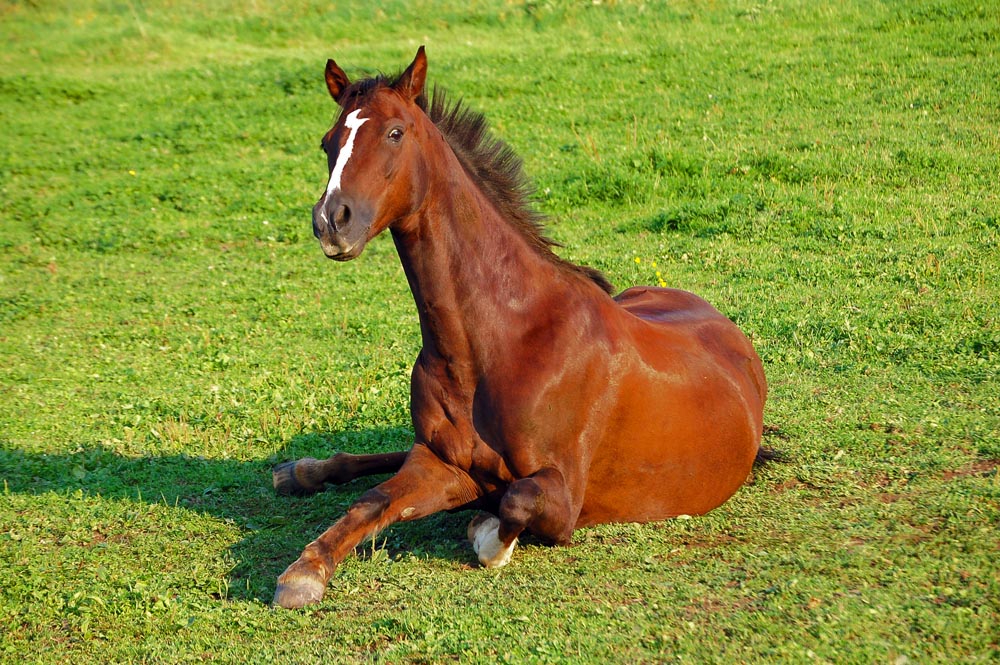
[273,574,326,609]
[272,459,321,496]
[468,514,516,569]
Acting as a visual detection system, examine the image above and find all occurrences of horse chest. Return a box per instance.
[411,357,556,481]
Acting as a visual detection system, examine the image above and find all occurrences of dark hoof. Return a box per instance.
[273,574,326,609]
[272,460,321,496]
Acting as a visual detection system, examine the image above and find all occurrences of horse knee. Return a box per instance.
[501,474,573,545]
[499,478,544,535]
[352,487,392,520]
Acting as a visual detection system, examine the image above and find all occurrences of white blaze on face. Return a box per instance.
[325,109,369,194]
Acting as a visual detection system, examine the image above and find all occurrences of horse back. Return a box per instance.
[614,286,766,408]
[615,286,738,328]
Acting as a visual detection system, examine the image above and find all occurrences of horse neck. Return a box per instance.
[390,143,573,368]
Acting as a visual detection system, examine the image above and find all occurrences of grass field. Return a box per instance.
[2,0,998,661]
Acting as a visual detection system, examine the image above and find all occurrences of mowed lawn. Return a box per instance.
[2,0,998,662]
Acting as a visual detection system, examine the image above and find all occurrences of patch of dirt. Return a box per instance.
[681,594,755,620]
[678,533,740,549]
[941,460,999,481]
[771,478,800,493]
[866,422,905,434]
[856,471,896,489]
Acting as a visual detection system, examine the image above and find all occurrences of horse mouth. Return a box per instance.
[314,218,366,260]
[318,239,364,261]
[313,205,369,261]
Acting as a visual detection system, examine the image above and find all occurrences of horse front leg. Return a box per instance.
[272,451,408,496]
[468,467,576,568]
[273,444,479,609]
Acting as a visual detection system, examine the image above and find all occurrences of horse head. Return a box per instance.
[312,47,430,260]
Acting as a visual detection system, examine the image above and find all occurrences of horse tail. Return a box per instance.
[755,425,787,467]
[754,446,783,467]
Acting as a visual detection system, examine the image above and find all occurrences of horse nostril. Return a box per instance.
[333,204,351,231]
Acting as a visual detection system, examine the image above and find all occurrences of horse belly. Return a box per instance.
[575,329,761,527]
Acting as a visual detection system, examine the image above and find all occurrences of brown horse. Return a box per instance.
[271,47,767,609]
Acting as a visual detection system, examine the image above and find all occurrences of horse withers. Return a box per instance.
[271,47,767,609]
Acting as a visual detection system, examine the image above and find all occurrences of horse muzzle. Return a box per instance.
[312,194,370,261]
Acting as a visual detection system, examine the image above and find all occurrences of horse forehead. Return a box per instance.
[324,91,411,146]
[356,90,417,122]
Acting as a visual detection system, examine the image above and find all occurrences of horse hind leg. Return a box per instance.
[467,468,575,568]
[272,451,408,496]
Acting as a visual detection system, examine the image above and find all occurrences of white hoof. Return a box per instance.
[468,515,516,568]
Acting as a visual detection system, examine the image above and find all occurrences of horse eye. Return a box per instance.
[388,128,404,143]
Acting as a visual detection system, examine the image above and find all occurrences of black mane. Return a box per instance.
[339,72,615,295]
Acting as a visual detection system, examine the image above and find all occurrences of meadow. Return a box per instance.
[1,0,998,661]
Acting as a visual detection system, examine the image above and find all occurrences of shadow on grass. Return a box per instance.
[0,429,478,604]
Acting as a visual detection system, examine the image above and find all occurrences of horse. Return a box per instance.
[271,47,768,609]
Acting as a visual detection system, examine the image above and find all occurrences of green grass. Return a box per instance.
[2,0,998,661]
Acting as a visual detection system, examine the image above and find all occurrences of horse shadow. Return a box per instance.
[0,428,477,603]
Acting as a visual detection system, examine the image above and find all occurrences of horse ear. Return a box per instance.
[394,46,427,101]
[325,58,351,104]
